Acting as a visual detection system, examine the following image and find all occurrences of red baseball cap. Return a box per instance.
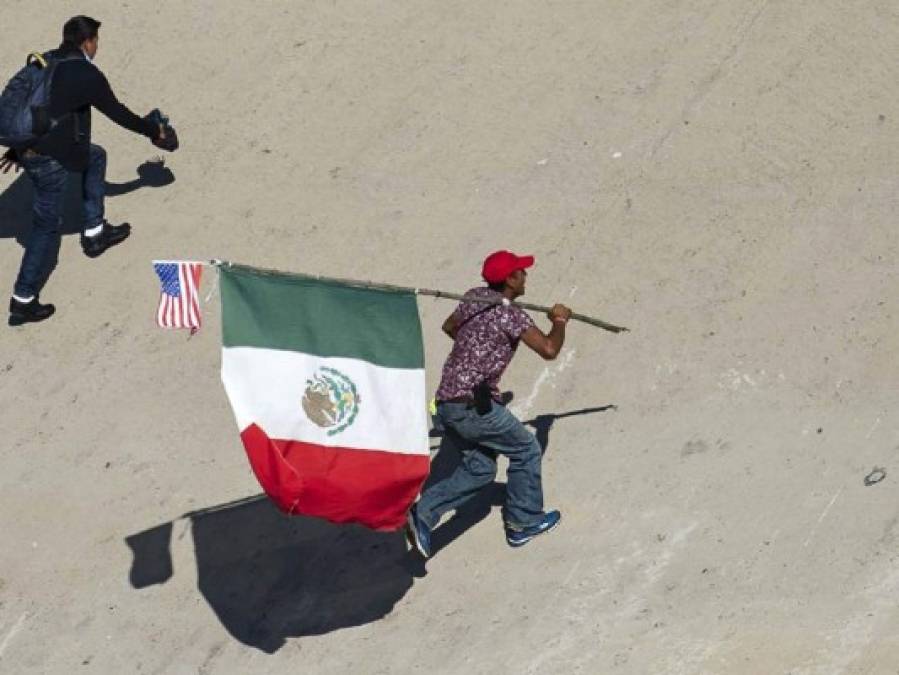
[481,250,535,284]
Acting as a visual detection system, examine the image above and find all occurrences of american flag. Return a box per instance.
[153,261,203,330]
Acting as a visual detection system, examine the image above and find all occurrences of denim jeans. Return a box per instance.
[13,144,107,298]
[416,400,545,530]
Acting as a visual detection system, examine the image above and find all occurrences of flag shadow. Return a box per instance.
[125,495,413,653]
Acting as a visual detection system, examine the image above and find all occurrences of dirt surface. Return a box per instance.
[2,2,898,673]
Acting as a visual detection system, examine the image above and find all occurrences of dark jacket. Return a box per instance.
[32,45,157,171]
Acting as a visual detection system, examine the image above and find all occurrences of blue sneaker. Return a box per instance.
[506,510,561,548]
[406,505,432,558]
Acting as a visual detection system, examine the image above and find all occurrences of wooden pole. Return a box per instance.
[210,260,629,333]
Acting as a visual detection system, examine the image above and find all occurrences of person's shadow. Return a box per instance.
[104,158,175,197]
[0,159,174,290]
[123,404,613,653]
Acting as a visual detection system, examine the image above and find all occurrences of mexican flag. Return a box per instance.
[219,264,430,531]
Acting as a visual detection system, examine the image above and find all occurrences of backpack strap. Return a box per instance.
[455,299,502,332]
[27,52,48,68]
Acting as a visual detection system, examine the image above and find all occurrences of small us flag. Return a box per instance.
[153,261,203,331]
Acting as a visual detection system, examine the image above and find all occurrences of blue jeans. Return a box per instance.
[13,144,107,298]
[417,401,545,530]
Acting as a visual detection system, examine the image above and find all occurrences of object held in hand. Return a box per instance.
[147,108,179,152]
[153,128,178,152]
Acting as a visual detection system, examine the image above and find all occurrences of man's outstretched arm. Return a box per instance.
[89,69,159,139]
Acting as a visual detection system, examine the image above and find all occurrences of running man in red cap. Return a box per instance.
[407,250,572,557]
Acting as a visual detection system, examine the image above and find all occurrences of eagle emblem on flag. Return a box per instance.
[302,367,361,436]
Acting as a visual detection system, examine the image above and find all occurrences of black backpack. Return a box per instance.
[0,52,74,150]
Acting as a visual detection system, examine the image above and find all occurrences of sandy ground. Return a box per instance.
[1,1,898,673]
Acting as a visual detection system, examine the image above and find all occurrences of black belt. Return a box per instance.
[437,396,474,405]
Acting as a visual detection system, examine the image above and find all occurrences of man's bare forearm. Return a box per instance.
[547,319,566,356]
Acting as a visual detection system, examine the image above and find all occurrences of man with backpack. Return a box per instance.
[0,15,177,326]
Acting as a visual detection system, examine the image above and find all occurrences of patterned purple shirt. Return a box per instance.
[435,287,535,401]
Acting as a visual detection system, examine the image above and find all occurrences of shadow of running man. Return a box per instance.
[104,158,174,197]
[0,158,174,244]
[0,158,175,294]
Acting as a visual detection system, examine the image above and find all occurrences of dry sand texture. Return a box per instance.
[1,1,898,673]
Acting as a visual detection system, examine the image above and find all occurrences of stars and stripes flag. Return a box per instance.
[153,261,203,331]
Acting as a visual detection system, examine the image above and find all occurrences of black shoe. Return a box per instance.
[81,221,131,258]
[9,296,55,326]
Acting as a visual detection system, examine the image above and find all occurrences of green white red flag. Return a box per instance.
[219,264,430,531]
